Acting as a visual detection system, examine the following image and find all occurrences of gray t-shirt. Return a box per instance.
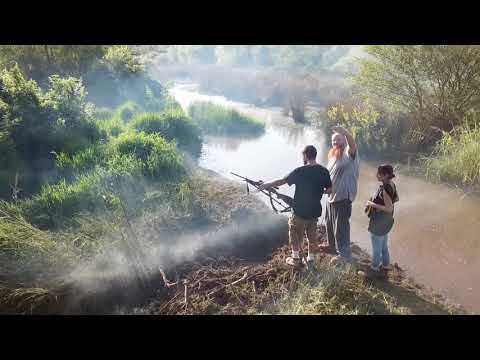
[327,147,360,203]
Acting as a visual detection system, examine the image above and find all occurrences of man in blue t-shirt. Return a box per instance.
[257,145,332,266]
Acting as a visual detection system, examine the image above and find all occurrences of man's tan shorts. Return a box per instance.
[288,214,318,248]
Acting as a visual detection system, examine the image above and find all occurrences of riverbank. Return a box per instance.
[168,82,480,313]
[132,171,464,315]
[0,166,463,314]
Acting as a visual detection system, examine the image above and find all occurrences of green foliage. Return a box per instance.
[354,45,480,132]
[0,65,102,197]
[110,131,185,180]
[322,99,390,154]
[115,101,141,122]
[130,110,202,157]
[19,170,112,227]
[188,101,265,136]
[93,107,113,120]
[164,45,350,70]
[321,96,435,157]
[85,62,165,110]
[103,46,144,77]
[142,86,171,113]
[96,117,126,138]
[273,265,404,315]
[42,75,101,154]
[0,45,108,83]
[423,121,480,187]
[54,144,107,179]
[0,201,75,279]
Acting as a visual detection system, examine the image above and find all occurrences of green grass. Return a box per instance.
[110,131,185,180]
[96,116,127,138]
[94,107,114,120]
[423,125,480,187]
[130,110,202,157]
[187,101,265,137]
[115,101,141,123]
[55,144,107,179]
[19,171,116,227]
[0,202,60,261]
[268,265,407,315]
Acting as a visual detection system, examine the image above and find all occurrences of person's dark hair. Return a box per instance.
[378,164,395,179]
[303,145,317,160]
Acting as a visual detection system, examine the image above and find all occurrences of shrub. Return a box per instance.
[18,160,147,228]
[19,171,110,226]
[54,144,107,180]
[109,131,185,180]
[187,101,265,136]
[0,201,73,277]
[0,67,102,195]
[423,123,480,187]
[103,46,144,77]
[115,101,141,122]
[130,110,202,157]
[94,107,113,120]
[96,117,126,138]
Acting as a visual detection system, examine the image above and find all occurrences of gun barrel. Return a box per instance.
[230,172,246,180]
[230,171,291,211]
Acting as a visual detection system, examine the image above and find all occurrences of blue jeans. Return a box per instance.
[370,232,390,269]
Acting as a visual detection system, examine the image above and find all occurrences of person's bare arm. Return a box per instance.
[257,178,288,191]
[333,126,357,156]
[366,190,393,213]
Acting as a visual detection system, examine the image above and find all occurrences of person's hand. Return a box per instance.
[256,182,267,192]
[332,125,347,135]
[366,200,376,208]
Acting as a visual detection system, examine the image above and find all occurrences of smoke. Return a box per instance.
[65,206,288,295]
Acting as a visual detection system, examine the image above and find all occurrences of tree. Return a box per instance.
[0,45,108,83]
[354,45,480,132]
[0,65,100,197]
[102,46,144,77]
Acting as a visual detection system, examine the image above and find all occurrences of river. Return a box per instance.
[170,82,480,313]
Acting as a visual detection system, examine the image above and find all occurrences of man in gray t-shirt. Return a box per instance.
[323,126,359,262]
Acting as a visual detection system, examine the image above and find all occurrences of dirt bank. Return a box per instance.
[0,167,465,315]
[132,225,464,315]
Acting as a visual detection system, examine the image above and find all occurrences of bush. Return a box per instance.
[0,66,103,197]
[94,107,113,120]
[42,75,102,155]
[423,124,480,187]
[20,171,111,225]
[116,101,141,122]
[109,131,185,180]
[130,110,202,157]
[96,117,126,138]
[54,144,107,180]
[19,159,147,228]
[187,101,265,136]
[0,201,74,279]
[103,46,144,77]
[319,98,432,158]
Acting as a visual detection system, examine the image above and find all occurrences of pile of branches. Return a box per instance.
[149,247,303,315]
[145,226,333,315]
